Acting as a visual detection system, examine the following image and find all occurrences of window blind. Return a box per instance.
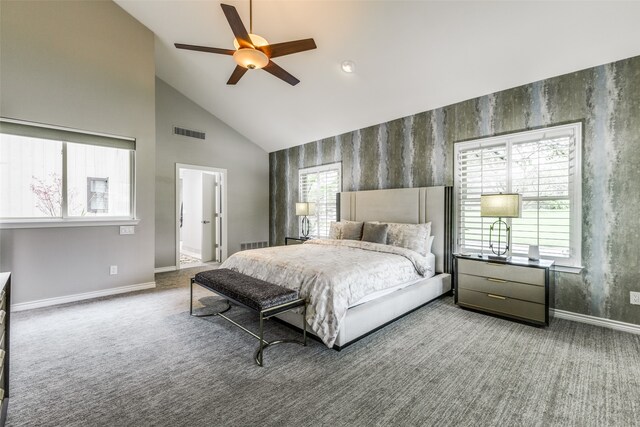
[511,136,576,259]
[457,143,507,253]
[0,118,135,150]
[299,163,341,238]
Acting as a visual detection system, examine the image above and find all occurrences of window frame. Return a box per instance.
[454,122,582,272]
[298,162,342,239]
[0,118,138,229]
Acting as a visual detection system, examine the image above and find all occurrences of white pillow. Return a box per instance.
[385,222,432,256]
[427,235,435,254]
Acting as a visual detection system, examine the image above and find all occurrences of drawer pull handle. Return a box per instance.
[487,294,506,300]
[487,278,508,283]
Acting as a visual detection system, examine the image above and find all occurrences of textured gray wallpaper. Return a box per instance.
[270,56,640,325]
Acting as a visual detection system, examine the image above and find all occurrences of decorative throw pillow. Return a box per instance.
[328,222,342,239]
[361,222,389,244]
[340,220,364,240]
[386,222,432,256]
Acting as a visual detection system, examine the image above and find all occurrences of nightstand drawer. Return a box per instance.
[457,258,545,286]
[457,288,545,323]
[458,273,545,304]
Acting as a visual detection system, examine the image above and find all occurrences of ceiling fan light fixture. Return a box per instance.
[233,48,269,70]
[233,33,269,49]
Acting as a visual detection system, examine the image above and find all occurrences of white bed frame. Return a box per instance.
[277,186,453,349]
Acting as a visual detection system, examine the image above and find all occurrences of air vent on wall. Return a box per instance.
[240,241,269,251]
[173,126,205,140]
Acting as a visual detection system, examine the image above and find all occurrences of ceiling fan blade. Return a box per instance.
[220,4,252,49]
[259,38,317,59]
[227,65,248,85]
[175,44,235,55]
[263,61,300,86]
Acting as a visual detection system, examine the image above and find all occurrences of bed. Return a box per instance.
[220,186,453,349]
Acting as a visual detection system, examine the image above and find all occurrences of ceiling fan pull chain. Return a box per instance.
[250,0,253,34]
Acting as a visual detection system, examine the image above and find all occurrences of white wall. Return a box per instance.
[155,78,269,268]
[179,169,203,257]
[0,1,156,304]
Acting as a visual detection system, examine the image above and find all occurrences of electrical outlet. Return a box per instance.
[120,226,135,235]
[631,291,640,305]
[110,265,118,275]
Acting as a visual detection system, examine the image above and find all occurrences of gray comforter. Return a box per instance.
[220,239,432,347]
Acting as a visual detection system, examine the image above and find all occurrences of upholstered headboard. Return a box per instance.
[338,186,453,274]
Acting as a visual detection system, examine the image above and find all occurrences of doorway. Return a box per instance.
[175,164,227,269]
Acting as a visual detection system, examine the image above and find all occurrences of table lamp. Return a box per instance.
[296,202,316,238]
[480,193,522,260]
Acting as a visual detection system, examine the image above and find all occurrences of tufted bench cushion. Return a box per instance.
[194,268,299,312]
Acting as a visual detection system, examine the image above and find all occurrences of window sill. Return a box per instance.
[0,218,140,229]
[551,265,583,274]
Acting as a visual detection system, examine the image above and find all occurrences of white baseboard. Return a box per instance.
[11,281,156,312]
[154,266,177,273]
[552,308,640,335]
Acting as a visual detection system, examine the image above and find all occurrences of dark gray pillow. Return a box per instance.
[361,222,389,244]
[341,221,364,240]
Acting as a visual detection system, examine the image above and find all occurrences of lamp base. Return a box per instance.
[301,216,310,238]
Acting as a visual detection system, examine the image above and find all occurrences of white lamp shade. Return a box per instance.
[480,193,522,218]
[296,202,316,216]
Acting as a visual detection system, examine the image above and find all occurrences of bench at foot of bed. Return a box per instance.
[190,268,307,366]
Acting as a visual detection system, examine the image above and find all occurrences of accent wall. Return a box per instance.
[269,55,640,326]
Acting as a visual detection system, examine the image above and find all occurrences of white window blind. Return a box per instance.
[455,123,582,268]
[298,162,341,238]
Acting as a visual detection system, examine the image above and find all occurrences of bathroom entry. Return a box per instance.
[176,164,227,269]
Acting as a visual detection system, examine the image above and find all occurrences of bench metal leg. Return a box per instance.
[190,278,231,317]
[253,303,308,367]
[258,312,264,366]
[303,303,307,346]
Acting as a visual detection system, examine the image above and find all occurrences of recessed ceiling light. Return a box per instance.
[341,60,355,73]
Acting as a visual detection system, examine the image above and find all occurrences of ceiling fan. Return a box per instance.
[175,1,317,86]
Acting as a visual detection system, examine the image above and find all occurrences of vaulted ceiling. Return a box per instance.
[116,1,640,153]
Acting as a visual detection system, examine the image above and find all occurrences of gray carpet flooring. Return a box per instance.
[7,267,640,426]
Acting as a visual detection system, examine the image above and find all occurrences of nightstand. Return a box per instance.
[285,236,310,245]
[454,255,554,326]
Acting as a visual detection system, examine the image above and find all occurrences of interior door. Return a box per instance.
[214,173,222,262]
[201,173,216,262]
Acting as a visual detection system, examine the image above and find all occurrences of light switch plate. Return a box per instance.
[631,291,640,305]
[120,226,135,235]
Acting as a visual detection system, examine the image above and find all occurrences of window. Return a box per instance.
[455,123,582,268]
[0,118,135,223]
[298,162,342,238]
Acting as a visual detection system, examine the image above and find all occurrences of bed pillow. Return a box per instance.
[361,222,389,244]
[427,235,435,254]
[340,220,364,240]
[328,222,343,239]
[386,222,432,256]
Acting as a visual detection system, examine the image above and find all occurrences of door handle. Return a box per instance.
[202,220,211,224]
